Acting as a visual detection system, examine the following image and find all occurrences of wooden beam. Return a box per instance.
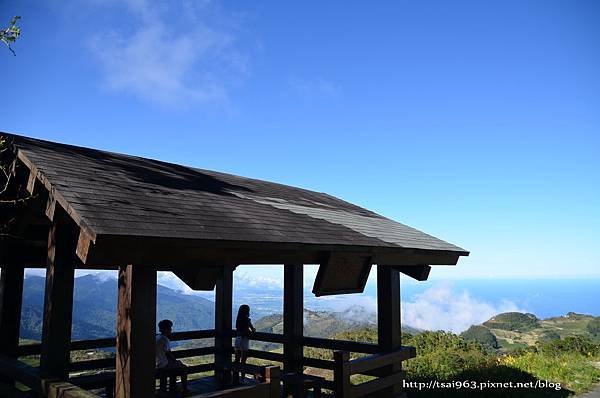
[0,264,25,385]
[75,228,94,264]
[313,252,372,296]
[86,235,326,267]
[394,264,431,281]
[302,336,379,354]
[45,194,56,221]
[26,166,37,194]
[376,265,402,397]
[173,267,221,291]
[376,252,462,266]
[79,233,467,269]
[348,347,416,375]
[40,213,78,378]
[115,264,157,398]
[17,151,97,244]
[214,265,233,386]
[283,263,303,373]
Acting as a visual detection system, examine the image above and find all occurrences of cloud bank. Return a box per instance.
[307,283,525,333]
[401,283,526,333]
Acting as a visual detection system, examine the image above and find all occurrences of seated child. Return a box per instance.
[156,319,190,394]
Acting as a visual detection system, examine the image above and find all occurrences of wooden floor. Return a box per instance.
[155,376,224,397]
[88,374,332,398]
[90,375,263,398]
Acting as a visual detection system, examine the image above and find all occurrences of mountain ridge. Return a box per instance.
[20,274,214,340]
[461,311,600,350]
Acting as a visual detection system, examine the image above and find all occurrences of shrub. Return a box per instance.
[537,330,560,342]
[461,325,499,349]
[404,331,492,380]
[587,317,600,340]
[537,335,600,356]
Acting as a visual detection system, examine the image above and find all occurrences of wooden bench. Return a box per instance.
[0,381,33,398]
[281,373,324,398]
[69,372,115,398]
[70,366,189,397]
[223,363,265,385]
[157,366,187,393]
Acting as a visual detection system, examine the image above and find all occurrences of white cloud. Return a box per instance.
[24,268,46,278]
[401,283,526,333]
[315,294,378,313]
[234,271,282,290]
[88,0,249,107]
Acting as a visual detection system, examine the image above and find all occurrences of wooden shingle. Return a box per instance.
[3,133,468,267]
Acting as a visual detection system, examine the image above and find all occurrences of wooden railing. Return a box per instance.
[18,329,218,374]
[0,353,100,398]
[15,330,415,397]
[333,347,416,398]
[18,329,217,356]
[249,331,414,394]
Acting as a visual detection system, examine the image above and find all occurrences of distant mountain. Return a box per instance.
[461,311,600,351]
[255,305,420,338]
[482,312,539,332]
[20,275,215,340]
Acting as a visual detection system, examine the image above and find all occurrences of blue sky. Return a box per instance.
[2,0,599,278]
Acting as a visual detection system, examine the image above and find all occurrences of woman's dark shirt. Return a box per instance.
[236,317,252,337]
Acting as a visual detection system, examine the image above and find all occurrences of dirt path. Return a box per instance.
[577,384,600,398]
[576,361,600,397]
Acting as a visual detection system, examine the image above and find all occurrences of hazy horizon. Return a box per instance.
[22,268,600,333]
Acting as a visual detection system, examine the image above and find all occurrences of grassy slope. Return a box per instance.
[336,328,600,397]
[485,313,599,351]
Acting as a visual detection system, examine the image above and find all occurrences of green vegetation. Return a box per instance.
[461,325,499,350]
[475,311,600,350]
[587,317,600,340]
[1,16,21,56]
[483,312,540,332]
[299,328,600,397]
[538,330,561,342]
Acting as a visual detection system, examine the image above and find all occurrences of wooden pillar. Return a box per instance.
[115,264,157,398]
[377,265,402,397]
[333,351,350,397]
[40,216,78,378]
[283,263,303,373]
[0,264,25,384]
[214,265,233,385]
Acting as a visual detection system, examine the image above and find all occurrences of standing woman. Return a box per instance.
[234,304,255,382]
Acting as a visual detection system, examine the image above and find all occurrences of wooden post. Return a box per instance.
[40,216,78,378]
[333,351,350,398]
[377,265,402,397]
[264,366,281,398]
[115,264,157,398]
[214,265,233,385]
[0,263,25,384]
[283,263,303,373]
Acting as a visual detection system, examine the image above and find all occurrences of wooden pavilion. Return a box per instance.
[0,133,468,398]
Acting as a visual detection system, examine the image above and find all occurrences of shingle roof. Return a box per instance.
[5,133,468,258]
